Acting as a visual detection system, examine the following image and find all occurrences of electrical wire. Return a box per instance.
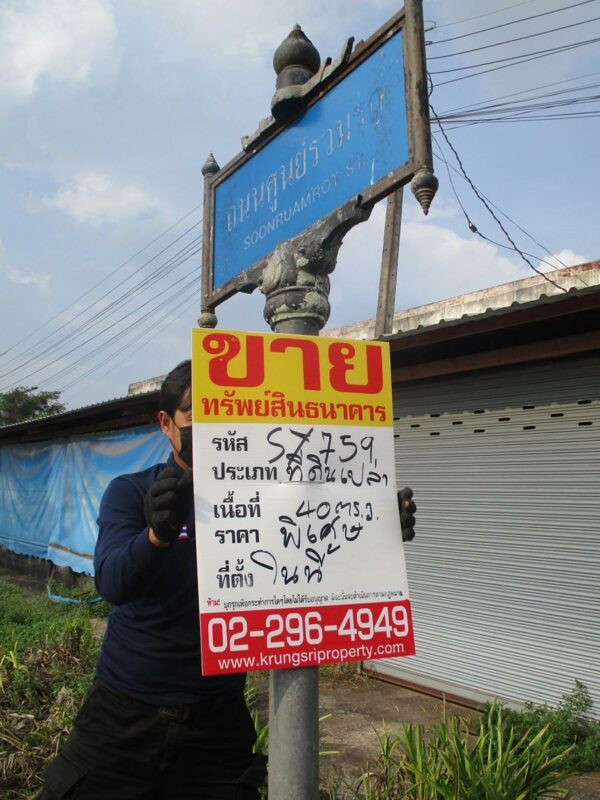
[0,221,202,373]
[63,292,200,402]
[427,14,600,60]
[429,34,600,75]
[0,246,202,391]
[33,267,201,393]
[428,0,598,46]
[432,35,600,87]
[55,278,200,396]
[0,205,202,360]
[435,70,600,116]
[433,135,589,283]
[428,106,568,293]
[432,0,538,30]
[437,87,600,125]
[0,234,202,384]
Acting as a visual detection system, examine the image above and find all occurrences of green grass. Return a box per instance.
[0,577,104,652]
[0,577,101,798]
[46,575,111,617]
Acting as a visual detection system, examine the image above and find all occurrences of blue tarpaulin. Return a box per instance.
[0,425,170,575]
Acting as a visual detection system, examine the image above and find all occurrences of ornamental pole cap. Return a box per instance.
[201,152,220,177]
[273,25,320,89]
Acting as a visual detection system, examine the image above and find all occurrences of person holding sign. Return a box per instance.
[37,360,265,800]
[37,358,416,800]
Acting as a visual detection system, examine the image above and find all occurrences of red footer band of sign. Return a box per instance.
[200,600,415,675]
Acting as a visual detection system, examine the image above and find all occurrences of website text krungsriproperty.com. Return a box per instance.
[216,641,405,672]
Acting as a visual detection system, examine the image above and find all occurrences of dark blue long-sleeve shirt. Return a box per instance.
[94,454,245,705]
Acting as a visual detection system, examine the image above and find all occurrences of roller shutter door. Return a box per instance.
[367,354,600,714]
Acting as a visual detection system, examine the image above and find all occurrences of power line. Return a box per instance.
[0,234,202,383]
[432,137,573,276]
[427,14,600,60]
[0,204,202,361]
[432,0,538,31]
[443,109,600,125]
[438,71,600,116]
[63,292,200,402]
[436,86,600,125]
[45,271,201,394]
[0,220,201,371]
[429,33,600,75]
[0,245,201,391]
[432,35,600,87]
[433,137,589,283]
[428,0,598,46]
[429,104,568,294]
[25,263,201,393]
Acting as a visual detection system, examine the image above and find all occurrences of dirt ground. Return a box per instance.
[252,669,600,799]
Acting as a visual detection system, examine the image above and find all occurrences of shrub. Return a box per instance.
[495,681,600,774]
[326,704,574,799]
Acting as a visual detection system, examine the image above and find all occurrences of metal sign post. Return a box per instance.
[197,3,435,797]
[375,188,404,339]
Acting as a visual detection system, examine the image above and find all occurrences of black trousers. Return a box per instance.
[36,681,266,799]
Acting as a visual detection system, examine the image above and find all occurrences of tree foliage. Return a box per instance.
[0,385,66,426]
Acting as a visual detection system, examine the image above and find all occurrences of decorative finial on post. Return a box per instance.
[411,168,439,216]
[271,25,320,121]
[202,152,220,178]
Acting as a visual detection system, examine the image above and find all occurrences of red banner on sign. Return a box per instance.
[200,600,414,675]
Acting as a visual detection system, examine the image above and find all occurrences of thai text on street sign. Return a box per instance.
[214,32,406,289]
[203,10,429,307]
[192,328,415,676]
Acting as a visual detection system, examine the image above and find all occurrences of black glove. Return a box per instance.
[143,468,193,543]
[397,486,417,542]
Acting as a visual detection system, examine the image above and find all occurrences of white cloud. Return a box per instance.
[0,0,118,101]
[537,248,589,272]
[329,200,529,326]
[43,172,163,225]
[131,0,397,65]
[6,265,50,291]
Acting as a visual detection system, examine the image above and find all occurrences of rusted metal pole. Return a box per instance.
[374,188,403,338]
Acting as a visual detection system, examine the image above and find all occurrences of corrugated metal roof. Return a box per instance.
[325,261,600,341]
[2,261,597,435]
[128,375,166,395]
[0,389,159,435]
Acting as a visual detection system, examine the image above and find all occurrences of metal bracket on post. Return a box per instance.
[261,198,372,336]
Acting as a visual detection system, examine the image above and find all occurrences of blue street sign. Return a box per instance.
[213,30,408,290]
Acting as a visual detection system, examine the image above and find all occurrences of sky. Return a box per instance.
[0,0,598,410]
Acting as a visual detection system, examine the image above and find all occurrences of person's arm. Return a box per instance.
[94,475,168,605]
